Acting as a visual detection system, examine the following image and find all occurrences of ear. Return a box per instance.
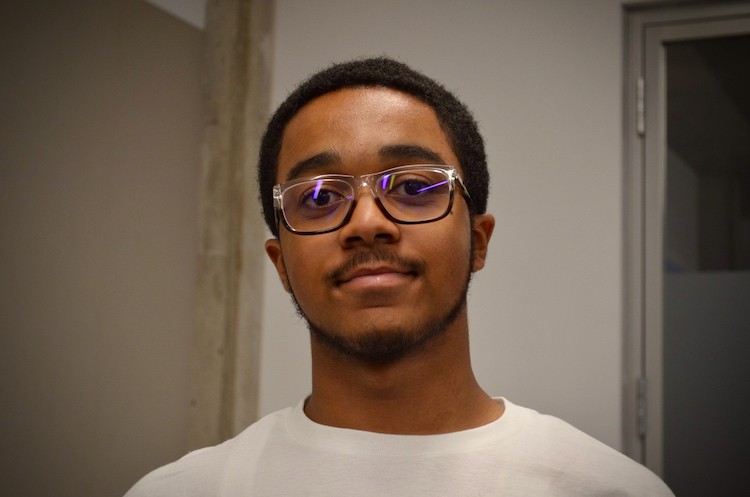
[265,238,292,293]
[470,213,495,272]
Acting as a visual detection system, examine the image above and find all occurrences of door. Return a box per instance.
[625,3,750,495]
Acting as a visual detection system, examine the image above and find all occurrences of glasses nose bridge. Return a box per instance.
[352,172,381,199]
[344,173,392,225]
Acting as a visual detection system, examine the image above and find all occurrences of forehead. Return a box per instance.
[277,87,460,182]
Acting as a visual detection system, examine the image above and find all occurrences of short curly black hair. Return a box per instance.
[258,57,489,237]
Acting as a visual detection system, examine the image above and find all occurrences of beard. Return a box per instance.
[287,245,474,365]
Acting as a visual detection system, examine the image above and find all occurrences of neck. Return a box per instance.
[304,316,503,434]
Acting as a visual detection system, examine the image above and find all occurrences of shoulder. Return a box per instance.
[123,407,292,497]
[499,399,674,496]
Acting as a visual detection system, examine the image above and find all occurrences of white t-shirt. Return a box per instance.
[125,398,673,496]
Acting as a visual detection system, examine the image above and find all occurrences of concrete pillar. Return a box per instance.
[190,0,273,448]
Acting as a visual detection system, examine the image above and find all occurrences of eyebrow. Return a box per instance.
[378,144,446,165]
[286,150,343,181]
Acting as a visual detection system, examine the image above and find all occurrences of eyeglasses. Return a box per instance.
[273,164,471,235]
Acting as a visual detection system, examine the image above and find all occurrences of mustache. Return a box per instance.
[325,249,427,286]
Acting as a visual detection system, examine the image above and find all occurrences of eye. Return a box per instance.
[301,188,337,207]
[294,180,351,215]
[396,178,431,196]
[384,174,447,197]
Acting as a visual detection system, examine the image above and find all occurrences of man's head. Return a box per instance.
[261,58,494,364]
[258,57,489,238]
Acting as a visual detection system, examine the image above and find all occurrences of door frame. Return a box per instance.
[623,0,750,476]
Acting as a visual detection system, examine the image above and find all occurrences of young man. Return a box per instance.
[126,58,673,496]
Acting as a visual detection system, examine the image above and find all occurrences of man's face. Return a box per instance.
[265,87,493,362]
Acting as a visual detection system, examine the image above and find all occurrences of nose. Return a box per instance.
[338,186,400,247]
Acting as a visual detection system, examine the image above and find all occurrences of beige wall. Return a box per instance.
[0,1,202,495]
[260,0,658,452]
[0,0,674,493]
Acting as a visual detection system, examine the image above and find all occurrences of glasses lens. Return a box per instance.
[281,178,354,232]
[376,168,452,222]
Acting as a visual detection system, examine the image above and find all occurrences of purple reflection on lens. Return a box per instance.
[312,180,324,200]
[381,174,395,191]
[417,179,448,193]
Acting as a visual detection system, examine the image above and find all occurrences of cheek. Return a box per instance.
[445,245,472,281]
[424,223,473,278]
[280,240,327,296]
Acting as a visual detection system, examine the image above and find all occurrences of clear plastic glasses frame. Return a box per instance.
[272,164,471,235]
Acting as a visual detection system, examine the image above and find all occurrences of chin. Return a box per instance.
[308,324,442,364]
[306,297,467,364]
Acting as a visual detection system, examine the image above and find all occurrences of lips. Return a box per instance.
[337,265,415,286]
